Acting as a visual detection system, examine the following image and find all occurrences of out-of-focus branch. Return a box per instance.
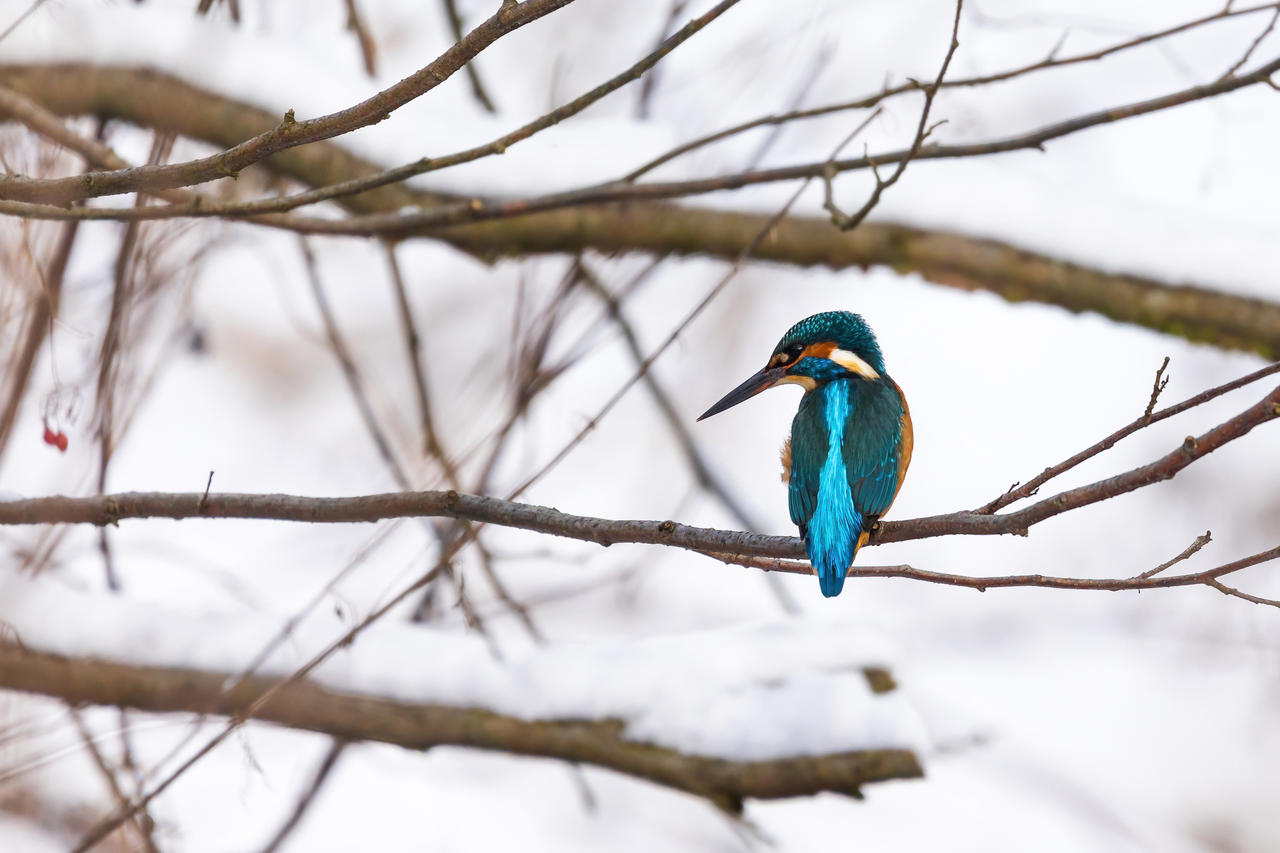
[634,0,688,119]
[0,65,440,213]
[0,219,77,464]
[440,0,497,111]
[575,258,799,614]
[256,739,349,853]
[4,64,1280,357]
[0,0,579,204]
[11,50,1279,227]
[68,710,160,853]
[445,207,1280,359]
[268,53,1280,236]
[0,0,737,213]
[298,238,494,638]
[343,0,378,77]
[383,242,460,482]
[0,645,922,803]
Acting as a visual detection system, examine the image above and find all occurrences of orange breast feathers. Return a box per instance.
[780,437,792,484]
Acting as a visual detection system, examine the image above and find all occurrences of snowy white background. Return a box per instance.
[2,0,1280,850]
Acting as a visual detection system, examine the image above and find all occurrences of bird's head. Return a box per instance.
[697,311,885,421]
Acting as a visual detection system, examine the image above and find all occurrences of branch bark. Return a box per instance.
[0,378,1276,584]
[0,0,577,205]
[3,64,1280,357]
[0,644,922,803]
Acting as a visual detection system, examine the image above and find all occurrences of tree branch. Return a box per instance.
[0,0,579,205]
[0,380,1275,583]
[11,51,1280,228]
[5,65,1280,357]
[0,644,923,803]
[623,1,1280,181]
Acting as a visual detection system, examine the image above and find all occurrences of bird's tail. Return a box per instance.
[806,517,868,598]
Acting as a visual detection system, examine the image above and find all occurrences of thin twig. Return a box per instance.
[706,542,1280,594]
[298,238,491,636]
[574,258,799,614]
[503,106,881,502]
[824,0,963,231]
[980,360,1280,513]
[1206,578,1280,608]
[0,0,50,43]
[1143,356,1171,420]
[383,241,460,484]
[635,0,689,119]
[622,1,1280,182]
[256,739,348,853]
[342,0,378,77]
[68,710,161,853]
[0,0,580,206]
[440,0,498,112]
[0,218,76,464]
[298,239,411,492]
[1134,531,1212,579]
[1220,6,1280,78]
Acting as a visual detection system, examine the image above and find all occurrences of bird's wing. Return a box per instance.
[842,382,908,520]
[786,402,828,538]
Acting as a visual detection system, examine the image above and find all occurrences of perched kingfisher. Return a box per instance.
[698,311,913,597]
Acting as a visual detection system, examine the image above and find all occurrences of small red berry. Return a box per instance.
[42,424,69,452]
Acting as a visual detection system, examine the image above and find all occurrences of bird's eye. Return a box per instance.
[770,343,807,368]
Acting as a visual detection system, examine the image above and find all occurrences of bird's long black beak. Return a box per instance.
[697,366,785,421]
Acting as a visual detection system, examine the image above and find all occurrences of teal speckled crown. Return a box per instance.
[774,311,885,374]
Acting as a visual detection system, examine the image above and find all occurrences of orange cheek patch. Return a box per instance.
[799,341,837,361]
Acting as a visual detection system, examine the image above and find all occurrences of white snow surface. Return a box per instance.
[0,568,922,760]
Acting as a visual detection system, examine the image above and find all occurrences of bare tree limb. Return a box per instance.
[708,542,1280,597]
[980,360,1280,512]
[0,379,1275,591]
[0,645,923,804]
[10,50,1279,228]
[4,61,1280,357]
[252,52,1280,236]
[0,0,580,205]
[623,1,1280,181]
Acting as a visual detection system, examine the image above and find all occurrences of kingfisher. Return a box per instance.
[698,311,913,597]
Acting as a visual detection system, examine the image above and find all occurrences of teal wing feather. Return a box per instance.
[842,380,906,520]
[786,397,828,538]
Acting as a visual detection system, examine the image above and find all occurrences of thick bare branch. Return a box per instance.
[0,380,1275,579]
[11,51,1280,229]
[0,644,921,803]
[5,64,1280,357]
